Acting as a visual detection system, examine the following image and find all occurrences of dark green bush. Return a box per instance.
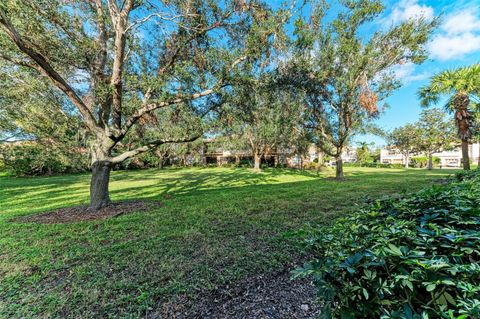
[0,142,89,176]
[294,169,480,319]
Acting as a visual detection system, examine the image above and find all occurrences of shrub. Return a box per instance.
[0,142,89,176]
[294,169,480,319]
[411,156,440,168]
[343,162,405,169]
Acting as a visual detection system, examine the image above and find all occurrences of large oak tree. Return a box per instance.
[0,0,286,209]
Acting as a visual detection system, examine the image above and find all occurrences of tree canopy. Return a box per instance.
[278,0,436,178]
[0,0,290,208]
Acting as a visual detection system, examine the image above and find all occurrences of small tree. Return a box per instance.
[388,124,421,168]
[280,0,436,179]
[416,108,456,169]
[219,74,304,171]
[356,142,374,164]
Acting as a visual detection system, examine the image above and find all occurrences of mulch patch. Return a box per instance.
[151,268,322,319]
[12,200,162,224]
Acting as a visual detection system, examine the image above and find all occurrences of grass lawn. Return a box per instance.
[0,167,459,318]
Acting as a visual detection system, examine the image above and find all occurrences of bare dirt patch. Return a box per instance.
[13,200,162,224]
[151,269,322,319]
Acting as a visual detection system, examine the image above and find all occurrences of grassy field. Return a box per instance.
[0,167,458,318]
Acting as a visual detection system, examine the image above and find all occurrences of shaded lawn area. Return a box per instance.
[0,167,458,318]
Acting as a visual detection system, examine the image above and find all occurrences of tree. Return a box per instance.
[355,141,375,164]
[280,0,436,179]
[418,64,480,170]
[388,124,421,168]
[0,0,286,209]
[219,75,304,171]
[416,108,456,169]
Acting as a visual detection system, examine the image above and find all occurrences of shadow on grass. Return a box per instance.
[1,167,457,219]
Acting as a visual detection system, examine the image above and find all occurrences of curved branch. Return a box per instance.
[118,55,247,139]
[110,134,201,164]
[0,8,101,135]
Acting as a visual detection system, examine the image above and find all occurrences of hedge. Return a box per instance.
[294,169,480,319]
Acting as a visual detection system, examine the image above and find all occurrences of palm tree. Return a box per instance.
[418,64,480,170]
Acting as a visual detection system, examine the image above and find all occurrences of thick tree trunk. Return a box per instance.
[90,160,112,210]
[427,153,433,170]
[254,152,261,171]
[404,152,409,169]
[335,156,344,180]
[461,139,470,170]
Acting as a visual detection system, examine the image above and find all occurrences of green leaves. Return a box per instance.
[384,243,403,256]
[296,169,480,318]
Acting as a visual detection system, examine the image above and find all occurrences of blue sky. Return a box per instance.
[357,0,480,146]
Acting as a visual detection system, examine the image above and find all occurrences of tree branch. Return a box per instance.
[118,55,248,139]
[110,134,201,163]
[108,0,135,131]
[0,8,101,135]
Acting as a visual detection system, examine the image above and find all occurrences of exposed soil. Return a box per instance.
[151,269,322,319]
[13,200,162,224]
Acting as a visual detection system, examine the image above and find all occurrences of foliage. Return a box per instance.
[0,0,291,207]
[294,169,480,319]
[356,142,376,164]
[1,141,89,176]
[387,123,421,165]
[418,64,480,170]
[410,156,440,168]
[280,0,436,178]
[218,70,306,169]
[344,162,405,169]
[417,108,456,153]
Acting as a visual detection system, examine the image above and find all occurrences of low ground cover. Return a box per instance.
[296,169,480,318]
[0,167,458,318]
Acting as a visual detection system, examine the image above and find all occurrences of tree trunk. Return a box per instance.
[317,151,324,166]
[254,152,261,171]
[90,160,112,210]
[404,152,409,169]
[427,153,433,170]
[461,139,470,170]
[335,156,344,180]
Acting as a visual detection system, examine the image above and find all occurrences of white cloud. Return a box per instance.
[392,62,431,84]
[418,5,480,61]
[428,32,480,60]
[442,9,480,35]
[385,0,434,24]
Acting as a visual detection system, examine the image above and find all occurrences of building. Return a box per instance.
[200,139,322,168]
[200,139,361,168]
[380,143,480,167]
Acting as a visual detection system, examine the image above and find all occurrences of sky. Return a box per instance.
[357,0,480,146]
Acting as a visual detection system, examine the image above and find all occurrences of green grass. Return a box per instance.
[0,167,458,318]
